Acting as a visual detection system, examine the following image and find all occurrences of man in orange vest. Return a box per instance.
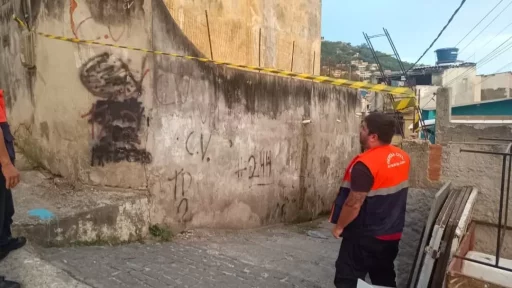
[330,112,410,288]
[0,90,23,288]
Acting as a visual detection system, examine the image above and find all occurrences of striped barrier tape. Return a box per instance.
[392,97,422,127]
[13,16,414,96]
[393,97,416,111]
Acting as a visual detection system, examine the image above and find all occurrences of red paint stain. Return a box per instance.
[142,69,150,81]
[70,0,78,38]
[104,35,109,39]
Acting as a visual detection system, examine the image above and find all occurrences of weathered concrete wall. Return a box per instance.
[474,222,512,259]
[0,0,359,229]
[162,0,321,74]
[442,142,512,226]
[435,88,512,144]
[416,85,440,110]
[440,67,479,106]
[149,0,358,229]
[434,88,512,226]
[480,72,512,101]
[4,0,153,189]
[0,0,34,127]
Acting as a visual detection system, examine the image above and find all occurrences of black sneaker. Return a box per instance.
[0,237,26,261]
[0,276,20,288]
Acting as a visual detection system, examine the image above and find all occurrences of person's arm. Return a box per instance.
[332,162,373,238]
[0,128,19,189]
[0,129,12,167]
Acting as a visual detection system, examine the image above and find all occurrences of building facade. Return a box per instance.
[163,0,322,74]
[477,72,512,101]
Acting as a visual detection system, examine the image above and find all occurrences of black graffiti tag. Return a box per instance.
[80,52,152,166]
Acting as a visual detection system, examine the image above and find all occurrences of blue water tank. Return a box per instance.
[435,48,459,64]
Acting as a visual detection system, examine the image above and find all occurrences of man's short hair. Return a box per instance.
[364,112,396,144]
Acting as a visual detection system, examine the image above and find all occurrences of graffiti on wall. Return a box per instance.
[185,131,212,162]
[235,150,272,179]
[69,0,143,42]
[123,0,135,9]
[80,52,151,166]
[154,168,193,222]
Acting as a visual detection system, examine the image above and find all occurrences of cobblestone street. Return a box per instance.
[42,220,339,288]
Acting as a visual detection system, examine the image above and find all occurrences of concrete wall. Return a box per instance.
[434,88,512,226]
[0,0,359,230]
[435,88,512,144]
[0,0,34,129]
[162,0,321,74]
[440,67,479,106]
[480,72,512,101]
[416,85,439,110]
[3,0,153,188]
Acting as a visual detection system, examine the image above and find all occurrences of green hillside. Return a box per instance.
[321,40,417,73]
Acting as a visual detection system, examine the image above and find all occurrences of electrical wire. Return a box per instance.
[451,39,512,85]
[459,0,512,54]
[445,59,512,104]
[443,16,512,81]
[443,35,512,87]
[407,0,467,72]
[461,18,512,59]
[455,0,505,47]
[421,59,512,121]
[443,43,511,88]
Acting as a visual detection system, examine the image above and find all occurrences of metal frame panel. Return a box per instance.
[407,182,452,287]
[416,185,460,287]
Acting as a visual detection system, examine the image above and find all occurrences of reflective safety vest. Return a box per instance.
[329,145,410,240]
[0,90,15,164]
[0,90,6,123]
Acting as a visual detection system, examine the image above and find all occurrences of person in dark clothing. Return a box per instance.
[330,113,410,288]
[0,120,26,259]
[0,89,24,288]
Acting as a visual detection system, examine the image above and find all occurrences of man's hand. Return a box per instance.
[332,225,343,239]
[2,163,20,189]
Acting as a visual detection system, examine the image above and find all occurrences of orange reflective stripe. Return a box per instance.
[367,180,409,197]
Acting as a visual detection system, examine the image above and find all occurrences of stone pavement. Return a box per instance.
[37,186,432,288]
[0,244,91,288]
[42,220,338,288]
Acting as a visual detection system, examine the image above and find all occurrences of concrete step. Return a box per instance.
[11,170,150,247]
[0,244,91,288]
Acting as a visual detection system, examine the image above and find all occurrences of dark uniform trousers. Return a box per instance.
[0,123,16,246]
[334,235,400,288]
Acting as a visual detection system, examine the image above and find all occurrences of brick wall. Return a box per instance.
[402,140,442,188]
[428,144,442,181]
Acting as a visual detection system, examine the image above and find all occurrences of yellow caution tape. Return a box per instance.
[414,109,421,126]
[12,15,27,28]
[393,97,416,110]
[12,15,414,96]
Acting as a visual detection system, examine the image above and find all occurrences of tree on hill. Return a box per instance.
[320,40,418,76]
